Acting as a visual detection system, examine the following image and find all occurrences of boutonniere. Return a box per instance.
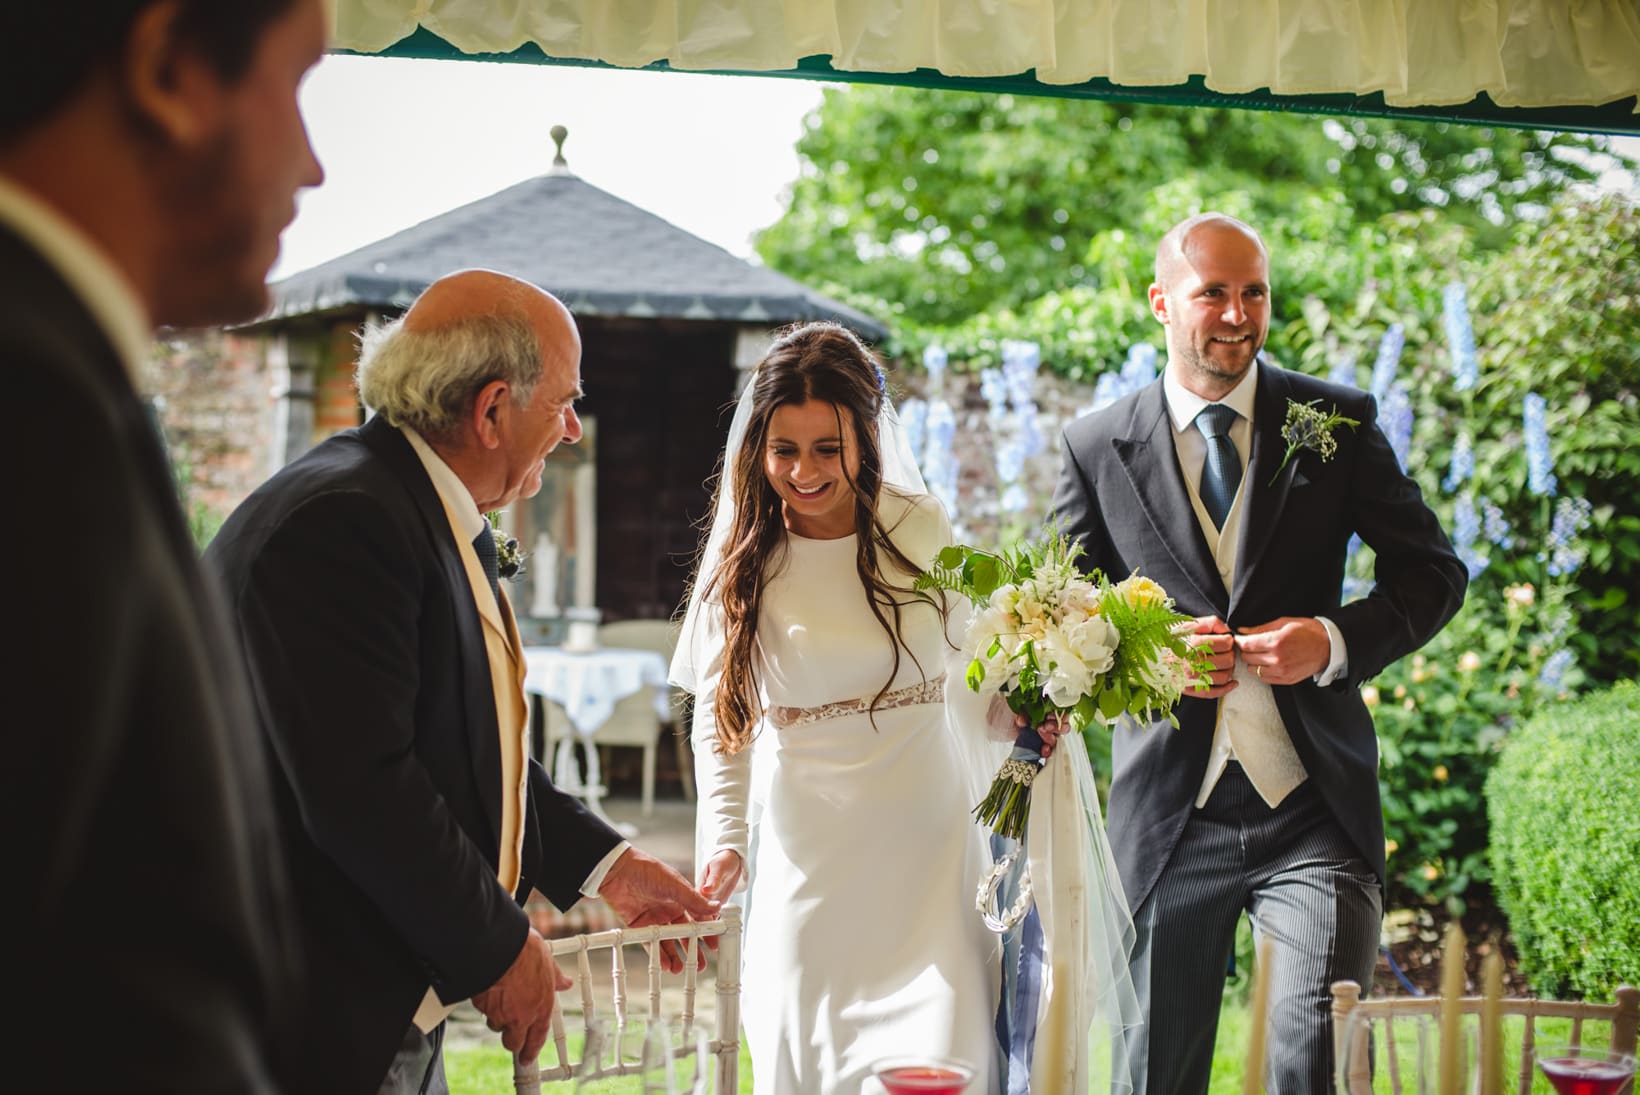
[1269,399,1360,486]
[485,512,528,580]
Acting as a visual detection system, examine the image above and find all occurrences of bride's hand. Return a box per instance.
[1017,711,1065,758]
[697,849,744,904]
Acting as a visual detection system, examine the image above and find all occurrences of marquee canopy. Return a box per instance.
[332,0,1640,136]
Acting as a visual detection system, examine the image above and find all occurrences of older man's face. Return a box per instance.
[154,0,326,327]
[493,336,584,510]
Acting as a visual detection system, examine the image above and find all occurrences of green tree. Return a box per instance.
[757,86,1621,328]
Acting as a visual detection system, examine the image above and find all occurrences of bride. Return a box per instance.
[671,321,1139,1094]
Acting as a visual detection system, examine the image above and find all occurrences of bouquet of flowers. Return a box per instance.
[916,527,1211,839]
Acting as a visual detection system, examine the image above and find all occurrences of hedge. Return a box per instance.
[1486,680,1640,999]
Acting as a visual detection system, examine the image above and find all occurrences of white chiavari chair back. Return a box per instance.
[512,907,741,1094]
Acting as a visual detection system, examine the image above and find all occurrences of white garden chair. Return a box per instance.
[1330,978,1638,1094]
[511,907,742,1093]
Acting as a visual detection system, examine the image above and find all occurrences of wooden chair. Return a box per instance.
[512,906,742,1093]
[1330,979,1639,1094]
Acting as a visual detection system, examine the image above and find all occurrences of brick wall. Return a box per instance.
[142,330,277,531]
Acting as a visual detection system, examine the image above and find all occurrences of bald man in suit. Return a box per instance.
[207,270,718,1095]
[1052,214,1465,1093]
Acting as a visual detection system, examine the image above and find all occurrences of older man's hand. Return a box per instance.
[471,928,572,1065]
[599,847,722,973]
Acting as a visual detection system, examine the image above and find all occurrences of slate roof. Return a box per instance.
[261,169,886,340]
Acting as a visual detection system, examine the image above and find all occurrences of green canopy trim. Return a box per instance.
[343,27,1640,138]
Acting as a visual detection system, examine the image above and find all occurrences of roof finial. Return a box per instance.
[549,125,571,175]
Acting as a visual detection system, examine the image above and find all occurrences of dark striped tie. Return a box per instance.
[1195,403,1242,530]
[473,524,500,603]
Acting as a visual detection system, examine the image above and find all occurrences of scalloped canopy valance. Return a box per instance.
[332,0,1640,135]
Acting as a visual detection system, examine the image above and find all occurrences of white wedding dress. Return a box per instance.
[686,491,1002,1094]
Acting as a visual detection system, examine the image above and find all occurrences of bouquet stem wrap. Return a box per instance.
[974,727,1046,840]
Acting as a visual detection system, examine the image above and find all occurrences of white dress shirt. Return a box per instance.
[402,425,630,892]
[1161,366,1349,808]
[402,426,627,1031]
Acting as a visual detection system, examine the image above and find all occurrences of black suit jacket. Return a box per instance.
[1053,360,1466,911]
[1,225,297,1091]
[206,414,622,1093]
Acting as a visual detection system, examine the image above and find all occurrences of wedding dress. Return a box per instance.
[672,381,1140,1094]
[686,489,1001,1094]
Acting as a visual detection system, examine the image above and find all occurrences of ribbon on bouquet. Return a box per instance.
[991,832,1045,1095]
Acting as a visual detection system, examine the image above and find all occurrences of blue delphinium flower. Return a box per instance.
[1538,648,1575,693]
[1341,534,1372,603]
[1328,349,1360,389]
[1542,495,1594,577]
[899,398,928,476]
[979,367,1009,418]
[1000,482,1031,514]
[924,400,959,514]
[1482,499,1514,551]
[996,435,1027,485]
[1443,432,1474,493]
[1001,339,1041,381]
[1016,407,1044,459]
[1456,495,1495,577]
[1088,372,1122,415]
[1450,493,1489,579]
[1370,324,1405,404]
[1121,343,1158,390]
[1379,383,1414,471]
[923,344,949,382]
[998,341,1045,458]
[1523,392,1557,497]
[1442,282,1479,392]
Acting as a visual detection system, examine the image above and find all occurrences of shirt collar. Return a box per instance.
[401,424,487,542]
[0,173,152,383]
[1163,358,1260,432]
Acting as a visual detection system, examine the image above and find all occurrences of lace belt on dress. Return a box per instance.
[767,674,946,729]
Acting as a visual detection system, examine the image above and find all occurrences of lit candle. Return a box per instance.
[1480,945,1504,1095]
[1439,921,1468,1095]
[1243,937,1275,1095]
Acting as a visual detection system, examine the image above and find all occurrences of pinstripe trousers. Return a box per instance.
[1125,763,1382,1094]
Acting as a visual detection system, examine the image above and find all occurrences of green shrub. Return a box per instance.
[1486,681,1640,999]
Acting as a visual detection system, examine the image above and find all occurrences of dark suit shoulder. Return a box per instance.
[1062,381,1155,450]
[214,426,436,553]
[1270,364,1373,416]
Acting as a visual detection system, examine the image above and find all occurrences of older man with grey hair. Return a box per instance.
[206,268,717,1095]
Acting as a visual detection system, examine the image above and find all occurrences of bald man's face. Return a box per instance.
[1149,222,1270,399]
[492,330,583,509]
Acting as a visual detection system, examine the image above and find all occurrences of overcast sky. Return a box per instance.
[272,55,829,279]
[273,54,1639,282]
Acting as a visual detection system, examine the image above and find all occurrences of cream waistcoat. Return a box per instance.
[413,499,530,1032]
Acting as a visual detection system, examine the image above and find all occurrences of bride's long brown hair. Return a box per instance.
[691,322,941,755]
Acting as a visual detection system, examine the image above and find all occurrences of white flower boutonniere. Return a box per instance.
[1269,398,1360,486]
[485,512,527,581]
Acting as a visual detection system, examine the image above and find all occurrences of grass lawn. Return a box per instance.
[446,995,1620,1092]
[444,997,1248,1093]
[445,1031,756,1094]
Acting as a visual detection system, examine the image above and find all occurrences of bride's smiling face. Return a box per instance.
[763,399,862,540]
